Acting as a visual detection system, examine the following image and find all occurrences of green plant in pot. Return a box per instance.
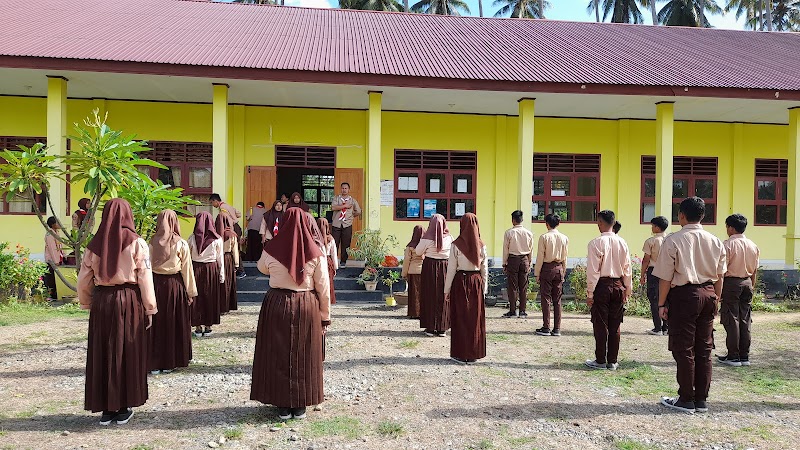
[356,267,380,291]
[383,269,401,306]
[350,229,398,291]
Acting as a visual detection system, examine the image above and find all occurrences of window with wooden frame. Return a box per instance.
[640,156,718,225]
[754,159,788,226]
[532,153,600,223]
[393,150,477,221]
[140,141,213,215]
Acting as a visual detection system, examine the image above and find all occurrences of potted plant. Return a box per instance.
[527,274,540,300]
[357,267,380,291]
[383,269,401,306]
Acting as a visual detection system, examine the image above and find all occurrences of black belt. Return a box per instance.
[725,276,749,280]
[458,270,480,274]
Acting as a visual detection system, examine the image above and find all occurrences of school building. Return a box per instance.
[1,0,800,267]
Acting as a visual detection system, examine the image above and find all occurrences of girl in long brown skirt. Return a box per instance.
[251,208,332,421]
[78,198,158,425]
[402,226,424,319]
[416,214,453,336]
[445,213,488,363]
[189,212,225,336]
[216,213,240,315]
[317,217,338,305]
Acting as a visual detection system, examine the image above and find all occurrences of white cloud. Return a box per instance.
[284,0,334,8]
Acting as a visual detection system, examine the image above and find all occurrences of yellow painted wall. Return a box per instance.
[0,95,791,262]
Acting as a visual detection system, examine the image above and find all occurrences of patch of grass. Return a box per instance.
[0,301,87,327]
[736,425,777,441]
[487,334,512,343]
[614,438,657,450]
[14,409,36,419]
[130,445,153,450]
[475,366,509,378]
[740,368,800,397]
[398,339,420,349]
[587,361,672,397]
[507,436,535,446]
[376,420,405,438]
[0,430,6,437]
[472,439,494,449]
[306,416,365,440]
[224,425,243,440]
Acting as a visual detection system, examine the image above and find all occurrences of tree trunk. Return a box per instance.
[478,0,483,16]
[650,1,658,24]
[538,0,545,18]
[404,0,409,11]
[759,0,765,30]
[765,0,773,30]
[594,0,600,21]
[697,0,705,26]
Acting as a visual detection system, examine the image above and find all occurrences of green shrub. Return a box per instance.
[0,242,48,302]
[566,258,651,317]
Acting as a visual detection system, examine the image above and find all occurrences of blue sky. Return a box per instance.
[285,0,747,30]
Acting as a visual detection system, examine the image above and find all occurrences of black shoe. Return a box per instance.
[99,411,117,426]
[292,407,307,419]
[717,355,742,367]
[115,408,134,424]
[695,400,708,413]
[535,327,551,336]
[660,397,695,414]
[518,311,528,318]
[502,311,517,318]
[236,271,247,279]
[450,356,467,365]
[277,407,292,420]
[550,329,561,336]
[647,328,662,336]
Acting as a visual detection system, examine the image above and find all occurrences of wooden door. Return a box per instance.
[246,166,277,218]
[334,168,364,249]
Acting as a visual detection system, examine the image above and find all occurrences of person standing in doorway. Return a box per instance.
[533,213,569,337]
[288,192,311,212]
[584,210,632,371]
[331,182,362,267]
[77,198,157,426]
[501,210,534,319]
[718,214,759,367]
[44,216,65,301]
[280,193,290,211]
[245,201,267,261]
[654,197,726,414]
[260,200,284,243]
[641,216,669,336]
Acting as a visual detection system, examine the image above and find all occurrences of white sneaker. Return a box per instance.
[584,359,607,370]
[150,370,161,375]
[606,362,619,371]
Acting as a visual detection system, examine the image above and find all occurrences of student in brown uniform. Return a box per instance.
[445,213,488,364]
[584,210,632,371]
[718,214,759,367]
[534,213,569,336]
[216,212,240,314]
[148,210,198,375]
[416,214,453,337]
[654,197,726,414]
[317,217,339,305]
[641,216,669,336]
[502,210,534,318]
[77,198,157,426]
[245,201,267,261]
[251,208,331,420]
[401,226,425,319]
[189,212,225,337]
[44,216,65,301]
[71,197,90,230]
[260,200,284,243]
[287,192,310,212]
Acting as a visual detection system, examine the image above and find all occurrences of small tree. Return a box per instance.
[0,110,196,290]
[118,177,199,241]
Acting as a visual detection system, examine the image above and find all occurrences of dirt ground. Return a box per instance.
[1,304,799,450]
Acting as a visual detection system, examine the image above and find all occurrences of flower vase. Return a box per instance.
[364,281,379,291]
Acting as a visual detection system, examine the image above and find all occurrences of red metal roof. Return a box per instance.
[1,0,799,95]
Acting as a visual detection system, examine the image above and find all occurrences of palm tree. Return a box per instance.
[771,0,800,29]
[493,0,549,18]
[640,0,660,23]
[657,0,722,26]
[340,0,404,10]
[586,0,645,22]
[411,0,471,14]
[725,0,759,28]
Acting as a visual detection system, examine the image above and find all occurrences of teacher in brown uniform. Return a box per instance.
[654,197,726,414]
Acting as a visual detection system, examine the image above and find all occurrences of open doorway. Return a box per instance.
[276,168,335,220]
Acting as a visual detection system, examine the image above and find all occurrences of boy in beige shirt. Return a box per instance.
[502,210,534,318]
[534,213,568,336]
[641,216,669,336]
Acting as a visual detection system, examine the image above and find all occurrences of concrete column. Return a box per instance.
[366,91,382,230]
[616,119,632,222]
[212,84,230,200]
[786,107,800,265]
[655,102,675,219]
[493,115,508,259]
[46,76,68,218]
[231,104,246,217]
[518,98,535,231]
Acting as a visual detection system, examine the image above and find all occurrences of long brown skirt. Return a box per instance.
[450,271,487,360]
[420,258,450,332]
[85,284,148,413]
[148,273,192,372]
[326,255,337,305]
[220,252,238,314]
[192,261,222,327]
[251,289,324,408]
[407,274,422,318]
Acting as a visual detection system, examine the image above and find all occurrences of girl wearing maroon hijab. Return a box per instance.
[216,213,240,315]
[415,214,453,337]
[188,211,225,337]
[445,213,489,364]
[77,198,157,426]
[260,200,284,243]
[401,226,425,319]
[317,217,338,305]
[286,192,310,212]
[251,208,332,421]
[148,210,197,375]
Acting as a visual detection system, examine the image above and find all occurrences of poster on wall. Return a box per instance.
[455,202,466,217]
[380,180,394,206]
[429,178,441,193]
[532,202,539,218]
[456,179,468,193]
[423,199,438,218]
[407,199,420,218]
